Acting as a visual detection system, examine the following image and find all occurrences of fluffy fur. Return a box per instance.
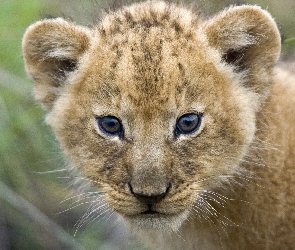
[22,1,295,249]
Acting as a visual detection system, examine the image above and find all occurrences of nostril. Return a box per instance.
[134,192,165,204]
[129,183,171,204]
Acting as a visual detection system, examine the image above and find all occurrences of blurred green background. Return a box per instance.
[0,0,294,249]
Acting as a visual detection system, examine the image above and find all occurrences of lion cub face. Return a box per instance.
[23,2,280,230]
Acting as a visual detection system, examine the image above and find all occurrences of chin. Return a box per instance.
[122,210,189,232]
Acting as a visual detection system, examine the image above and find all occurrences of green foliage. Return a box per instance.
[0,0,43,77]
[284,37,295,44]
[0,1,106,248]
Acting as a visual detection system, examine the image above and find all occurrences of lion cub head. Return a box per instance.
[23,1,280,231]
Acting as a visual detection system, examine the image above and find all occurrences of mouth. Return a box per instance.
[141,209,158,215]
[123,209,189,232]
[141,205,159,215]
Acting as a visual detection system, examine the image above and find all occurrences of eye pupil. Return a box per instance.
[176,113,202,135]
[97,116,123,136]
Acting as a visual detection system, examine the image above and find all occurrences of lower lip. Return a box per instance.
[141,210,158,215]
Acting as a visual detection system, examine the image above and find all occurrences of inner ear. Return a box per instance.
[59,59,78,73]
[50,58,78,83]
[222,47,249,71]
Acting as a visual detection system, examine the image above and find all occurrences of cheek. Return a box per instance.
[172,109,252,184]
[49,107,118,175]
[86,142,133,185]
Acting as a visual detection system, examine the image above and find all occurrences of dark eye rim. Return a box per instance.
[96,116,124,137]
[175,113,203,136]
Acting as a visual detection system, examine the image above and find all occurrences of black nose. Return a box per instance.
[129,183,171,204]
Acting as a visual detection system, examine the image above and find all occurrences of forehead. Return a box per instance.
[77,10,225,118]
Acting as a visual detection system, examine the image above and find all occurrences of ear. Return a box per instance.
[22,18,91,109]
[204,6,281,95]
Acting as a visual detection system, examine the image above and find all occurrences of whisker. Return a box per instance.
[31,168,68,174]
[75,201,110,227]
[60,191,103,204]
[57,176,102,185]
[74,205,113,236]
[57,199,104,215]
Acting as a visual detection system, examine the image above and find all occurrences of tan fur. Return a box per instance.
[22,1,295,249]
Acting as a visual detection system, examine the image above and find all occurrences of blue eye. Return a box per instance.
[176,113,202,135]
[97,116,123,137]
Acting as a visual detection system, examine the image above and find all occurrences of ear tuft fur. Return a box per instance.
[22,18,91,109]
[204,6,281,94]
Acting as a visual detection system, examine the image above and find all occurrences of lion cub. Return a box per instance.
[23,1,295,249]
